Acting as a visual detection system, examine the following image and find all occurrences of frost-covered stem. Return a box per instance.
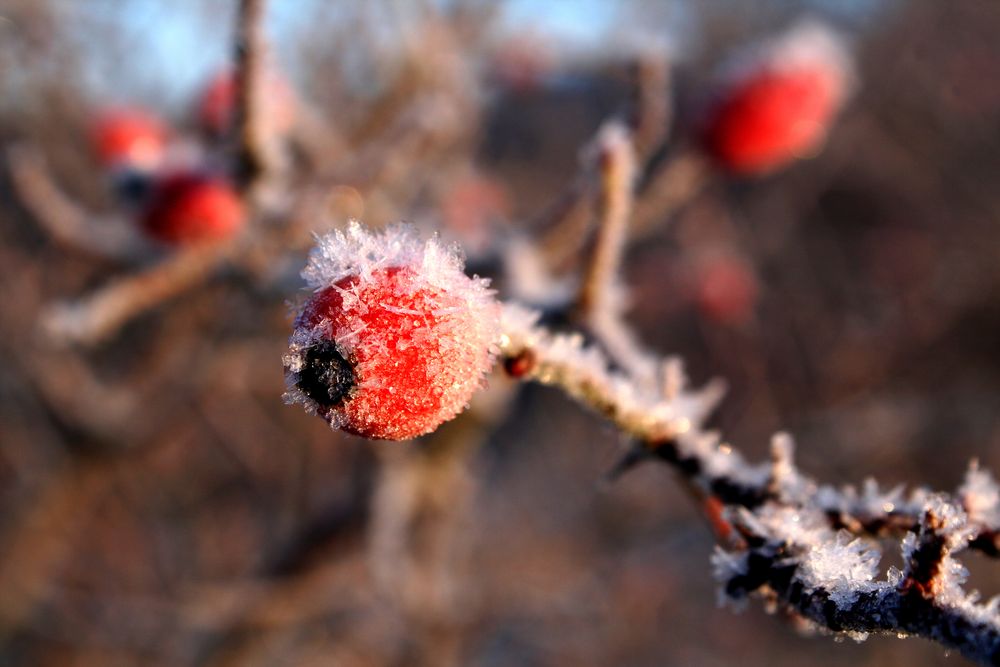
[6,145,148,261]
[577,122,637,318]
[234,0,281,190]
[42,242,237,345]
[500,302,1000,662]
[720,501,1000,666]
[499,304,725,443]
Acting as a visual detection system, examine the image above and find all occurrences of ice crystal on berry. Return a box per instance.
[284,222,500,440]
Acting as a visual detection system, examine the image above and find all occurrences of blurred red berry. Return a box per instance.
[703,22,852,175]
[91,107,168,171]
[284,223,500,440]
[141,172,244,244]
[693,255,759,325]
[197,70,295,137]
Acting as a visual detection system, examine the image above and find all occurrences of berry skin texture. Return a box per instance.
[141,173,244,245]
[91,107,168,171]
[703,22,852,175]
[284,223,501,441]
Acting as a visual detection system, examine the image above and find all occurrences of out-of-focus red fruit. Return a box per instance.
[91,107,168,171]
[197,70,296,136]
[141,173,244,244]
[693,255,759,325]
[703,22,853,175]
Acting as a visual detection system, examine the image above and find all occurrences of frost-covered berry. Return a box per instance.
[284,222,501,441]
[91,107,168,172]
[141,172,244,244]
[703,22,853,175]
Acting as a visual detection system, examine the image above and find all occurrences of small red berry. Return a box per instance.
[197,70,295,137]
[503,349,536,379]
[141,172,244,244]
[693,254,759,326]
[91,107,168,171]
[284,223,501,441]
[703,22,852,175]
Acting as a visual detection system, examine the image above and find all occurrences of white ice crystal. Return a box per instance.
[959,461,1000,529]
[719,19,856,102]
[498,302,725,442]
[302,220,471,295]
[797,531,883,609]
[285,221,501,440]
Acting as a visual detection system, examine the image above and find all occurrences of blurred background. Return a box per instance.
[1,1,1000,665]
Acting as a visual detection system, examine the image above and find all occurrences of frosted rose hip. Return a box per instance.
[284,223,501,440]
[703,22,853,175]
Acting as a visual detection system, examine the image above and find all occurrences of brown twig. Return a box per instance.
[629,51,672,160]
[577,122,637,318]
[41,241,239,346]
[234,0,283,192]
[6,144,150,262]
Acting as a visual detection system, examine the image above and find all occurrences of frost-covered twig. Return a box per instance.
[499,303,725,443]
[572,123,663,387]
[498,300,1000,664]
[715,499,1000,665]
[577,123,637,319]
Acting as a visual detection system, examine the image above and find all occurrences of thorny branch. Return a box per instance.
[497,302,1000,665]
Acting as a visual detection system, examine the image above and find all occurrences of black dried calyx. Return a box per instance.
[297,341,356,407]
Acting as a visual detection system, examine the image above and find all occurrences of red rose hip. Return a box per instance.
[91,107,168,171]
[284,223,501,440]
[703,22,853,175]
[141,172,244,244]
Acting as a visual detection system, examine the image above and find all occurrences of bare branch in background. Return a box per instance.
[7,145,150,262]
[629,50,672,160]
[233,0,284,192]
[41,241,237,345]
[577,122,638,319]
